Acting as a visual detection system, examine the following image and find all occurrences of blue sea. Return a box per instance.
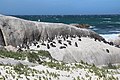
[13,15,120,39]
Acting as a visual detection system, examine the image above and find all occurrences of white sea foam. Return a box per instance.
[115,22,120,24]
[89,26,95,28]
[100,33,120,41]
[92,28,98,31]
[38,19,40,22]
[103,18,111,20]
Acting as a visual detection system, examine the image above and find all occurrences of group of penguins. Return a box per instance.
[18,35,82,51]
[18,35,120,52]
[32,36,82,50]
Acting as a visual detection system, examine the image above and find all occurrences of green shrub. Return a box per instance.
[0,50,25,60]
[14,63,25,74]
[38,50,52,59]
[27,52,40,63]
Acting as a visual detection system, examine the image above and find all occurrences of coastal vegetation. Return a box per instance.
[0,50,119,80]
[0,50,53,63]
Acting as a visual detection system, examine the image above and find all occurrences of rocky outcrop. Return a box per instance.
[0,15,120,65]
[70,24,90,28]
[0,15,104,47]
[28,37,120,65]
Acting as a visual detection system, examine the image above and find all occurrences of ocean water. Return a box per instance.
[13,15,120,39]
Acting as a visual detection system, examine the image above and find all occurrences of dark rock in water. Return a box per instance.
[106,49,110,53]
[50,43,56,47]
[63,43,67,47]
[47,44,50,49]
[60,46,66,49]
[75,42,78,47]
[58,40,62,44]
[37,45,40,48]
[41,43,46,46]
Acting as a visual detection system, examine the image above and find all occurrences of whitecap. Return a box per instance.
[38,19,41,22]
[92,28,98,31]
[100,33,120,41]
[115,22,120,24]
[89,26,95,28]
[103,18,111,20]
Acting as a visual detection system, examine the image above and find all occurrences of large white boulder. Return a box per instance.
[29,37,120,65]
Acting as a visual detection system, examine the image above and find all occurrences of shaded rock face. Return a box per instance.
[0,15,105,47]
[0,29,5,46]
